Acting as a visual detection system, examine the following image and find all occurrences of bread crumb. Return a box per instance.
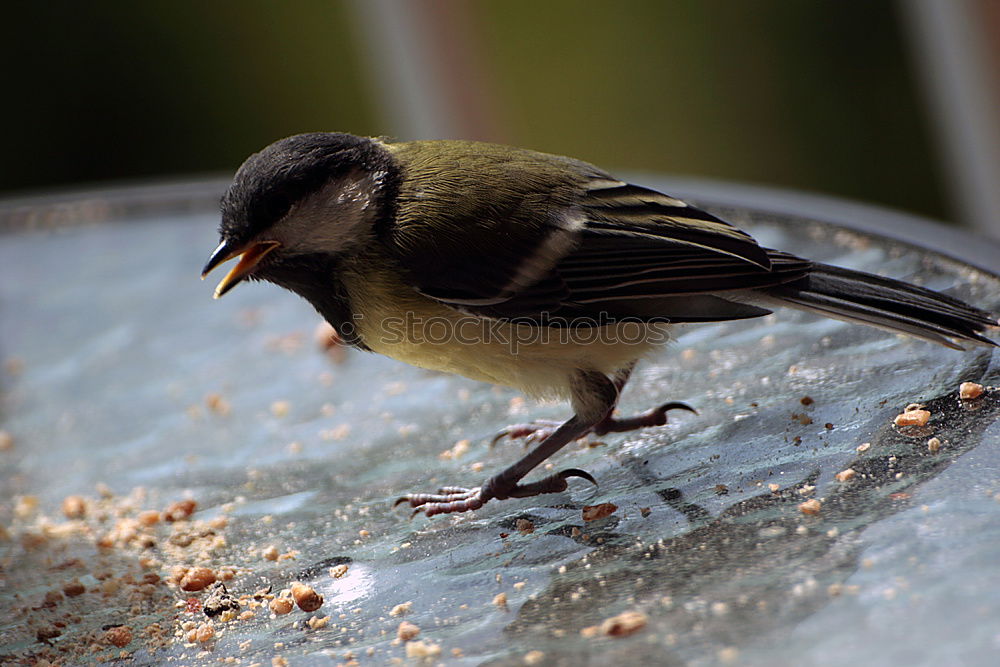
[493,592,508,611]
[262,544,280,561]
[768,483,781,493]
[960,382,984,400]
[404,639,441,659]
[272,657,289,667]
[104,625,132,648]
[307,615,330,630]
[397,620,420,641]
[163,499,197,522]
[194,622,215,643]
[834,469,856,483]
[515,518,535,534]
[390,601,413,617]
[582,503,617,522]
[524,649,546,665]
[270,597,293,615]
[270,400,291,417]
[584,610,648,638]
[330,563,349,579]
[894,409,930,427]
[856,442,871,453]
[799,498,822,515]
[205,393,231,416]
[439,439,471,460]
[291,582,324,612]
[179,567,216,592]
[59,494,87,519]
[718,646,740,664]
[927,437,942,454]
[0,430,12,451]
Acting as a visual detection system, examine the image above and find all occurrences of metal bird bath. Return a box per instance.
[1,178,999,666]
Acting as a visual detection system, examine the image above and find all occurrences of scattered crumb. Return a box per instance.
[718,646,740,664]
[0,430,12,451]
[582,503,618,522]
[60,495,87,519]
[63,579,86,597]
[204,393,231,416]
[269,597,293,615]
[330,563,350,579]
[960,382,984,400]
[104,625,132,648]
[270,400,291,417]
[291,582,324,612]
[524,649,546,665]
[835,469,856,483]
[307,615,330,630]
[193,622,215,643]
[179,567,216,592]
[493,592,508,611]
[791,413,813,425]
[515,518,535,534]
[799,396,814,406]
[405,639,442,659]
[390,601,412,617]
[768,483,781,493]
[894,409,930,427]
[513,581,526,591]
[582,610,648,638]
[439,439,471,461]
[163,499,197,522]
[799,498,822,515]
[639,507,652,517]
[314,321,347,363]
[272,657,289,667]
[397,621,421,641]
[262,545,280,561]
[927,437,942,454]
[857,442,871,453]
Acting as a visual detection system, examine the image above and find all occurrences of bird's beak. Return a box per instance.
[201,239,281,299]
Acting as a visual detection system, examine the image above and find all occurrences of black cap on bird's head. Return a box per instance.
[202,132,396,297]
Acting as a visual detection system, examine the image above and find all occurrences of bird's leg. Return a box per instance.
[494,361,694,444]
[398,371,617,517]
[591,361,697,435]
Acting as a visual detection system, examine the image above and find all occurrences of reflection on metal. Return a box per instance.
[0,182,998,664]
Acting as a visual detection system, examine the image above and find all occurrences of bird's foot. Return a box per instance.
[395,468,597,517]
[490,419,563,447]
[592,401,697,436]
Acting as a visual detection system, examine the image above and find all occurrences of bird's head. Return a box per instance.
[202,132,395,298]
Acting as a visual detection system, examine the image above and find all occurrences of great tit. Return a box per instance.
[202,132,999,517]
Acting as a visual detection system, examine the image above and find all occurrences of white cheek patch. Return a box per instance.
[265,170,382,255]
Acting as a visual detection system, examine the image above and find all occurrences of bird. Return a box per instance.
[202,132,999,517]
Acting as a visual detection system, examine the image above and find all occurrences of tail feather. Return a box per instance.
[762,262,999,350]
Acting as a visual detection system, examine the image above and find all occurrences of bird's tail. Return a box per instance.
[760,262,999,350]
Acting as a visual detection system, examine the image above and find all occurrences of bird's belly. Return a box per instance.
[345,272,665,397]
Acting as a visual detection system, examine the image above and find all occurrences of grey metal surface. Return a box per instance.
[1,181,998,665]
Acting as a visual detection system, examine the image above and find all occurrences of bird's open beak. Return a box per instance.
[201,240,282,299]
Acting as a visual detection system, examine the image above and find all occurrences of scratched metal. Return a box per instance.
[1,182,998,666]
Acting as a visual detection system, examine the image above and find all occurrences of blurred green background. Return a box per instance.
[1,1,947,220]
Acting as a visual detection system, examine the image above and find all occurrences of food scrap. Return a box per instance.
[959,381,984,400]
[582,503,618,522]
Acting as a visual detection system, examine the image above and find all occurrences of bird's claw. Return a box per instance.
[490,420,562,447]
[395,467,598,517]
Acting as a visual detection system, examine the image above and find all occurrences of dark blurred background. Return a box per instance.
[3,0,999,236]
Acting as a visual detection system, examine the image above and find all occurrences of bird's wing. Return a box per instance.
[382,145,808,325]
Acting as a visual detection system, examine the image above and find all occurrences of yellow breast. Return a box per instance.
[341,263,666,398]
